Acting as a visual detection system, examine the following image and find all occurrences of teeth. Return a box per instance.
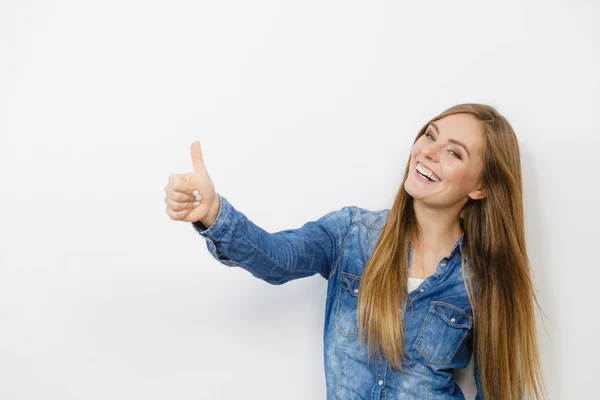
[418,170,433,181]
[416,163,440,182]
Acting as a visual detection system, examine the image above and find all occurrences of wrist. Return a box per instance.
[201,194,220,228]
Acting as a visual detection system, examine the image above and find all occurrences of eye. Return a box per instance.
[448,150,462,159]
[423,132,462,160]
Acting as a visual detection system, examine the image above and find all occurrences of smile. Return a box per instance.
[415,162,441,182]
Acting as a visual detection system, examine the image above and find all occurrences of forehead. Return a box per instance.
[429,113,485,156]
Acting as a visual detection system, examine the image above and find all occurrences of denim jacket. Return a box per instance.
[192,194,484,399]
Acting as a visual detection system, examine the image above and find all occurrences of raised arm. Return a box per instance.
[165,141,354,285]
[192,193,354,284]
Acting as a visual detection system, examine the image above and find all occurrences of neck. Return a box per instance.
[411,199,463,252]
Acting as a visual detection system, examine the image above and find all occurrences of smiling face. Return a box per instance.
[404,113,487,208]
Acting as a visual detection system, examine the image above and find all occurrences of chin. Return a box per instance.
[403,179,422,199]
[404,177,442,203]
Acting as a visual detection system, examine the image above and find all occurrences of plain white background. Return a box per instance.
[1,0,598,398]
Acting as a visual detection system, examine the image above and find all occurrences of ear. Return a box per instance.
[468,186,487,200]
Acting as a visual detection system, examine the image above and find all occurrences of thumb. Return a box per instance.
[190,141,205,173]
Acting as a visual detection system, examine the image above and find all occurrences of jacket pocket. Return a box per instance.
[335,271,361,337]
[413,301,473,364]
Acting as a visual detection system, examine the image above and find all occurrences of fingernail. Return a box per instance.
[193,201,200,207]
[193,190,199,196]
[195,194,202,201]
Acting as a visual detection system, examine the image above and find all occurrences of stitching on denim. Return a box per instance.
[334,269,345,335]
[407,262,448,303]
[430,309,472,329]
[414,308,469,364]
[335,271,361,338]
[342,271,361,280]
[341,271,361,296]
[357,208,389,229]
[201,193,231,237]
[329,207,356,278]
[414,311,432,360]
[235,206,356,279]
[447,330,468,363]
[238,234,325,279]
[432,301,474,322]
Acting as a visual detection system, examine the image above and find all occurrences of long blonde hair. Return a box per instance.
[356,103,549,399]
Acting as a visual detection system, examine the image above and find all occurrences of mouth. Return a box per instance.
[415,161,441,182]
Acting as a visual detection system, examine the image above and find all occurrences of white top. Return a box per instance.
[408,277,425,292]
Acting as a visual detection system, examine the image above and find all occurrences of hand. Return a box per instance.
[164,141,219,224]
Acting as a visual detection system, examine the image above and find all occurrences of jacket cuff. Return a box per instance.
[191,193,233,241]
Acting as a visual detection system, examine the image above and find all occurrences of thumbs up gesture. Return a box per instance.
[164,141,220,225]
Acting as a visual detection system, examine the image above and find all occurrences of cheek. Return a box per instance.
[411,143,423,157]
[445,166,472,186]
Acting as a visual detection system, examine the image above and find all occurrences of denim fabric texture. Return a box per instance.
[192,194,484,399]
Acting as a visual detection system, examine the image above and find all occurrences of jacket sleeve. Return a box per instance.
[191,193,354,285]
[474,357,484,400]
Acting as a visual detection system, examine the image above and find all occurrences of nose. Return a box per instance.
[421,141,441,162]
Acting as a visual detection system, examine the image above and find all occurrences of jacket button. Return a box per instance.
[419,288,424,292]
[450,317,456,323]
[378,380,384,385]
[441,262,446,267]
[353,288,359,294]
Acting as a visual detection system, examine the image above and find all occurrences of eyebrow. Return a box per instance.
[429,122,471,158]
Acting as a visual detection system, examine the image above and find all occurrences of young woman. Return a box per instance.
[164,103,548,399]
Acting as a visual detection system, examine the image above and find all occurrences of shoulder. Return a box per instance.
[347,206,390,230]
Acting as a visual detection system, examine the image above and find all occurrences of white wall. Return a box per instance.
[1,0,598,398]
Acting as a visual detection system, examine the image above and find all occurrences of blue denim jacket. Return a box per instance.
[192,194,484,399]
